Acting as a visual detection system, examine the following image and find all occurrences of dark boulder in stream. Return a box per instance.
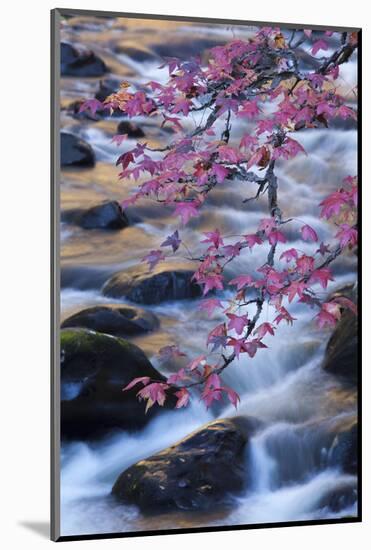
[117,120,145,138]
[328,418,358,475]
[66,99,103,122]
[61,132,95,167]
[61,328,175,440]
[318,478,357,513]
[112,417,259,512]
[62,201,129,230]
[61,42,107,77]
[102,262,202,304]
[323,290,358,383]
[61,304,159,336]
[94,77,121,102]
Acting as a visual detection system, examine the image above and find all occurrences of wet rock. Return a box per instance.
[61,42,107,77]
[61,304,160,337]
[61,328,175,440]
[102,262,202,304]
[318,479,357,512]
[261,414,358,485]
[323,291,358,383]
[112,417,259,512]
[328,419,358,475]
[66,99,103,122]
[61,132,95,167]
[94,78,121,102]
[117,120,145,138]
[63,201,129,230]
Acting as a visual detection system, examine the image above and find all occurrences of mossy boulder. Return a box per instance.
[61,328,174,440]
[112,417,260,512]
[61,304,159,337]
[102,262,202,304]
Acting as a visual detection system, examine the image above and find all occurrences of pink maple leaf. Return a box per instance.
[221,243,241,258]
[258,218,276,235]
[142,249,165,271]
[337,105,357,120]
[316,242,331,256]
[137,382,169,410]
[123,376,151,392]
[227,313,249,335]
[315,303,340,329]
[173,201,200,225]
[301,224,318,242]
[111,134,128,146]
[335,224,358,249]
[316,102,336,117]
[274,307,297,325]
[296,254,315,275]
[229,274,253,291]
[187,354,207,371]
[244,234,263,249]
[309,268,334,289]
[79,98,104,115]
[116,151,134,170]
[201,273,224,296]
[171,97,191,116]
[268,229,287,245]
[280,248,298,263]
[227,338,267,358]
[201,229,224,249]
[167,368,187,385]
[174,387,190,408]
[161,114,183,132]
[207,323,227,348]
[312,39,328,56]
[272,138,306,160]
[254,322,275,339]
[198,298,224,317]
[240,134,259,150]
[224,386,240,408]
[218,145,240,164]
[286,281,307,303]
[238,100,259,119]
[161,230,181,252]
[247,146,269,169]
[211,163,229,183]
[319,191,348,219]
[332,296,357,315]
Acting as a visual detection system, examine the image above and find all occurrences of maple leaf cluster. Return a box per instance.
[83,27,358,411]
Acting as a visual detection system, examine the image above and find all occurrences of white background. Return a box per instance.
[0,0,368,547]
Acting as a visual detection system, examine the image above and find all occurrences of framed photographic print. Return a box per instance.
[51,8,361,542]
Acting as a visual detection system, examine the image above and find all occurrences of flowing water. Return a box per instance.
[58,15,358,536]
